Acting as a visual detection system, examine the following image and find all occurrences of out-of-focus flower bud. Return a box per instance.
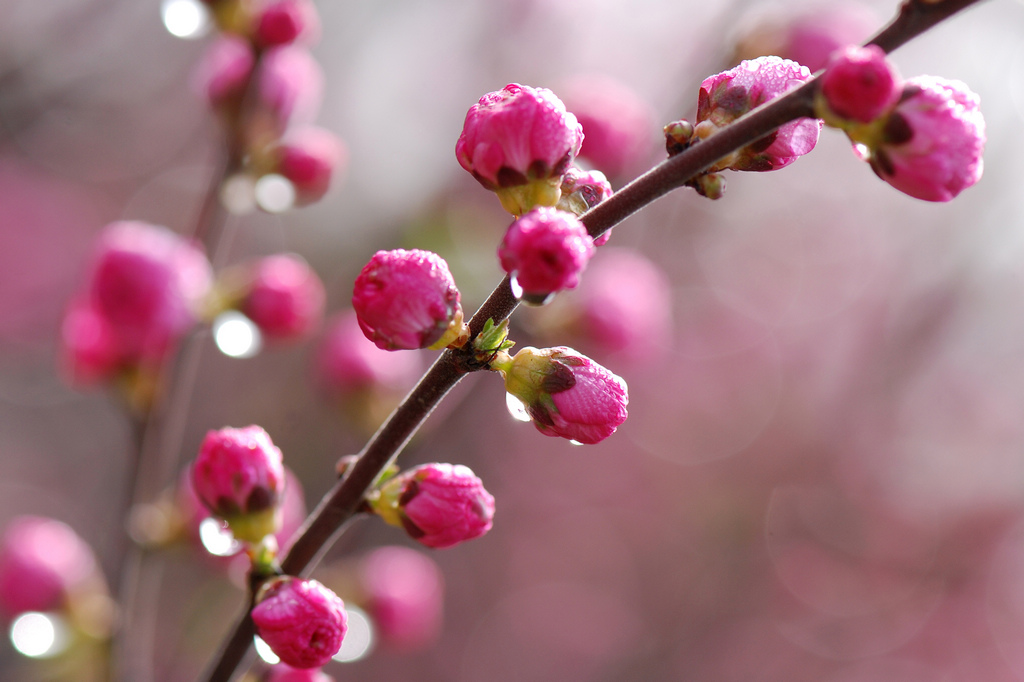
[0,516,99,618]
[493,346,628,444]
[315,311,423,395]
[258,45,324,129]
[360,546,443,650]
[369,463,495,549]
[561,75,654,177]
[191,425,286,544]
[252,576,348,669]
[817,45,902,125]
[59,299,121,385]
[192,35,256,107]
[352,249,466,351]
[694,56,821,172]
[81,221,212,366]
[498,207,594,305]
[273,127,347,205]
[854,76,985,202]
[556,166,612,219]
[239,254,325,342]
[253,0,320,47]
[456,83,584,216]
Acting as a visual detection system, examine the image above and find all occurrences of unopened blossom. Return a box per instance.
[191,425,286,544]
[694,56,821,172]
[259,45,324,128]
[273,126,347,205]
[561,75,654,177]
[253,0,320,47]
[240,254,325,341]
[315,311,423,394]
[80,221,212,366]
[857,76,985,202]
[252,577,348,669]
[498,207,594,305]
[352,249,465,351]
[193,35,255,107]
[0,516,99,617]
[556,166,613,219]
[59,299,121,385]
[360,546,443,650]
[494,346,628,444]
[818,45,902,124]
[370,463,495,549]
[456,83,583,215]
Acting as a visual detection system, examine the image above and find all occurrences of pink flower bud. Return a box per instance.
[259,46,324,128]
[498,207,595,304]
[556,166,613,219]
[268,664,335,682]
[695,56,821,172]
[241,254,325,341]
[352,249,464,351]
[274,127,347,205]
[191,425,286,543]
[819,45,902,124]
[192,35,255,106]
[252,577,348,669]
[59,298,121,385]
[561,75,654,177]
[0,516,98,617]
[781,3,879,73]
[498,346,628,444]
[84,221,212,364]
[863,76,985,202]
[575,248,673,362]
[457,83,583,190]
[254,0,321,47]
[372,463,495,549]
[360,546,443,650]
[315,311,423,394]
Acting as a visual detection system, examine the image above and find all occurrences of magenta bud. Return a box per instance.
[259,45,324,129]
[241,254,325,341]
[315,311,424,394]
[0,516,99,617]
[498,207,595,304]
[274,127,347,205]
[360,546,443,650]
[192,35,255,106]
[191,425,286,543]
[456,83,583,190]
[862,76,986,202]
[497,346,628,444]
[695,56,821,172]
[352,249,465,351]
[372,463,495,549]
[59,298,121,385]
[254,0,321,47]
[253,577,348,669]
[561,75,655,177]
[819,45,902,124]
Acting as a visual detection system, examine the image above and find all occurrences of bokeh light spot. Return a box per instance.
[254,174,296,213]
[254,635,280,665]
[198,516,241,557]
[10,612,69,658]
[333,605,374,662]
[161,0,211,39]
[505,393,531,422]
[213,312,262,358]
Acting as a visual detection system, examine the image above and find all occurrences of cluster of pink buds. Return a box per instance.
[192,0,344,211]
[190,425,286,545]
[352,249,467,351]
[490,346,629,444]
[366,463,496,549]
[815,45,986,202]
[252,576,348,668]
[59,221,212,405]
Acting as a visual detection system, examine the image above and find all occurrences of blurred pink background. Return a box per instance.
[2,0,1024,680]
